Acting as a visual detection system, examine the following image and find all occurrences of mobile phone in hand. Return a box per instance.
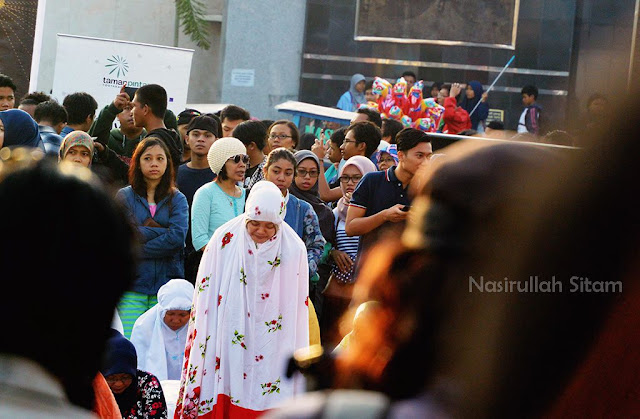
[124,86,138,100]
[401,205,411,212]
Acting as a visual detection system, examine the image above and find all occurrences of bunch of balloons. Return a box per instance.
[364,76,445,132]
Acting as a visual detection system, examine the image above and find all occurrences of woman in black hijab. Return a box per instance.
[102,330,168,419]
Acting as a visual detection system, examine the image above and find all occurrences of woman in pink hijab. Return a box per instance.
[322,155,377,345]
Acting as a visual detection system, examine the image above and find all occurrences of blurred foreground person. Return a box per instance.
[268,96,640,417]
[0,108,44,150]
[0,150,136,417]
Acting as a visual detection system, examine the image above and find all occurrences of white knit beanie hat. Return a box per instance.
[207,137,247,175]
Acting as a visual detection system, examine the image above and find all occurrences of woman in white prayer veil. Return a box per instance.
[174,180,310,418]
[130,279,195,381]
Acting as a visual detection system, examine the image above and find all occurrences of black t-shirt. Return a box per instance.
[176,163,216,207]
[146,128,183,173]
[245,164,259,180]
[176,163,216,254]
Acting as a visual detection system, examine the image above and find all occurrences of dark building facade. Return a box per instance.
[299,0,638,134]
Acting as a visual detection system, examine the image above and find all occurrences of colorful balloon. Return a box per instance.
[413,117,434,132]
[389,106,403,120]
[372,77,392,98]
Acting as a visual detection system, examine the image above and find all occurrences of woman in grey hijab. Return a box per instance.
[336,74,367,111]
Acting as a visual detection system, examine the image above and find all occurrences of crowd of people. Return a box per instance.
[334,70,608,147]
[0,68,634,419]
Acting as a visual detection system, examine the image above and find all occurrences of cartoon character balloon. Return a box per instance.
[388,105,404,121]
[413,117,435,132]
[372,77,392,98]
[392,77,409,114]
[407,80,427,120]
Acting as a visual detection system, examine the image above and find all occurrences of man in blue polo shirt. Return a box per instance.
[346,127,432,255]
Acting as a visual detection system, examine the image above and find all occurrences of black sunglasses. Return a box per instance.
[229,154,250,164]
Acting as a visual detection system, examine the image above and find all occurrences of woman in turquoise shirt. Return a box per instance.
[191,137,248,252]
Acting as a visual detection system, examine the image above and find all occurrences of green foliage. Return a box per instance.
[175,0,210,50]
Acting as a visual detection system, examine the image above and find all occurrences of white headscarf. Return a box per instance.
[174,181,309,417]
[130,279,195,381]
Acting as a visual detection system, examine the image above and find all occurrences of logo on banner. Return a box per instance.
[102,54,146,89]
[105,55,129,77]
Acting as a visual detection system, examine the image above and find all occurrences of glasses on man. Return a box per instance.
[269,134,293,140]
[339,175,363,184]
[229,154,250,164]
[296,168,319,178]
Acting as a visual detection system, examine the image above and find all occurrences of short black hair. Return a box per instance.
[34,100,68,125]
[220,105,250,122]
[261,119,274,131]
[297,133,316,151]
[430,81,443,91]
[218,164,230,181]
[521,84,538,100]
[329,127,347,147]
[396,127,431,152]
[134,84,167,119]
[402,71,417,80]
[0,74,17,92]
[382,118,404,143]
[203,112,223,137]
[346,121,382,157]
[233,120,267,151]
[441,84,451,93]
[20,91,51,105]
[487,120,505,130]
[62,92,98,125]
[356,107,382,128]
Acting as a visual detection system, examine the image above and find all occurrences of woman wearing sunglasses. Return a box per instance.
[191,137,248,253]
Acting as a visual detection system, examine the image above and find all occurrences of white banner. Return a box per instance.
[51,34,194,116]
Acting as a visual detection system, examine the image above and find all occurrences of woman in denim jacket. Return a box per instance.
[116,137,188,337]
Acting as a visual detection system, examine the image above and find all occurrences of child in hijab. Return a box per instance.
[322,155,377,345]
[58,130,95,167]
[336,74,367,112]
[102,330,168,419]
[130,279,194,381]
[174,181,310,418]
[0,108,44,150]
[376,143,399,171]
